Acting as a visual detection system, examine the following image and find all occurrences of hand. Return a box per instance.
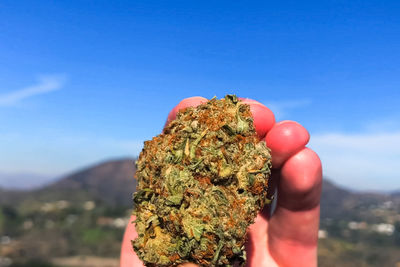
[120,96,322,267]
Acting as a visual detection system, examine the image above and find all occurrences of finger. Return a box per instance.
[244,170,280,266]
[166,97,276,140]
[245,211,277,267]
[268,206,320,267]
[265,121,310,168]
[267,148,322,267]
[120,215,145,267]
[240,98,275,139]
[276,148,322,211]
[166,96,208,124]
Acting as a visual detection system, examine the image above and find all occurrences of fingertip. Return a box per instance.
[265,120,310,168]
[240,98,275,139]
[279,148,322,210]
[282,148,322,192]
[167,96,208,124]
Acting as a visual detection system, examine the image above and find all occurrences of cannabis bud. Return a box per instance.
[133,95,272,266]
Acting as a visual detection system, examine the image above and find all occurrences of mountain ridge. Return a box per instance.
[0,158,137,207]
[1,159,399,216]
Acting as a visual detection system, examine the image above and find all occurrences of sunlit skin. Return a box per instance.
[120,96,322,267]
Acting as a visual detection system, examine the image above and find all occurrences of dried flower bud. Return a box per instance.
[133,95,272,266]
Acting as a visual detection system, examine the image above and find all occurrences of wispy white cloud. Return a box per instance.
[0,74,66,106]
[309,131,400,191]
[261,99,312,120]
[364,119,400,133]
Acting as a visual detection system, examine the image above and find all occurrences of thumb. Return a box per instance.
[178,264,199,267]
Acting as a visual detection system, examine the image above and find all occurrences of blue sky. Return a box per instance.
[0,0,399,190]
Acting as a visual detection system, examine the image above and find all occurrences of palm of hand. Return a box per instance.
[120,97,322,267]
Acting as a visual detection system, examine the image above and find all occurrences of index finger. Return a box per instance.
[166,96,208,124]
[239,98,275,139]
[166,96,276,139]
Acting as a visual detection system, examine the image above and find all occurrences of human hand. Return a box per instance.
[120,96,322,267]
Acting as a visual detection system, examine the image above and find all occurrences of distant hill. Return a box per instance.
[48,158,137,206]
[320,179,353,218]
[1,158,399,218]
[392,190,400,197]
[0,158,137,208]
[321,179,399,222]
